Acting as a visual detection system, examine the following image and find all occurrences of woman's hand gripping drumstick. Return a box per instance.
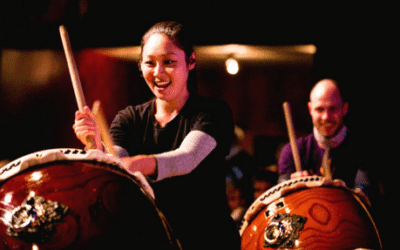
[59,25,97,149]
[73,106,103,151]
[283,102,309,178]
[73,101,116,154]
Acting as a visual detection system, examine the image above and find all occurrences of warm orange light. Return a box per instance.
[226,58,239,75]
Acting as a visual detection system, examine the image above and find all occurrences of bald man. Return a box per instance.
[278,79,370,193]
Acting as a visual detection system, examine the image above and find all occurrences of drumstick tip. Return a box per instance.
[59,25,66,33]
[283,101,289,108]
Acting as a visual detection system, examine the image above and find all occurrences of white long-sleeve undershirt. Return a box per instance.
[154,130,216,181]
[113,130,217,181]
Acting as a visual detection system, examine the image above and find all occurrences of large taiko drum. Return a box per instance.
[0,148,181,249]
[240,176,382,250]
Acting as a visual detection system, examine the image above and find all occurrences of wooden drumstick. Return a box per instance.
[59,25,96,149]
[321,149,332,179]
[283,102,302,172]
[92,100,116,156]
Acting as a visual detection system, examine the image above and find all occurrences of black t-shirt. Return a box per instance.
[110,94,240,250]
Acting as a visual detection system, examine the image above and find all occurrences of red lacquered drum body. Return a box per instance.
[0,149,180,249]
[240,176,382,250]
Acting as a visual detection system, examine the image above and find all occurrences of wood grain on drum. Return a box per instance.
[0,161,181,249]
[241,186,381,250]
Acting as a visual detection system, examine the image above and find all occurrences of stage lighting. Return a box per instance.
[226,57,239,75]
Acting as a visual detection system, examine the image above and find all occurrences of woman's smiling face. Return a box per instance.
[140,33,196,102]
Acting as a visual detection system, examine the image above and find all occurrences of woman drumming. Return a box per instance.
[73,21,241,249]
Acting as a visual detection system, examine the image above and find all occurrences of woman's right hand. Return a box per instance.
[73,106,102,150]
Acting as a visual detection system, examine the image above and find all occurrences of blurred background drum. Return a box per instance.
[240,176,382,250]
[0,148,181,249]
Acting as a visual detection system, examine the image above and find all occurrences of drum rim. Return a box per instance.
[0,148,124,182]
[0,147,158,203]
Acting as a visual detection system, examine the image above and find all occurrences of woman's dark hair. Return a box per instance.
[140,21,197,95]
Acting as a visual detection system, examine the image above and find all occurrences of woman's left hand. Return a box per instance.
[121,155,157,176]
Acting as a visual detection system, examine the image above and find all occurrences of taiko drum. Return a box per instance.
[240,176,382,250]
[0,149,181,249]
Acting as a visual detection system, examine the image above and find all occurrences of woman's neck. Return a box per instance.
[155,94,189,127]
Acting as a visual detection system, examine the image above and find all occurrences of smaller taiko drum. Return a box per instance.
[0,148,181,249]
[240,176,382,250]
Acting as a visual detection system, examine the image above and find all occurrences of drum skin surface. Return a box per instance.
[241,184,381,250]
[0,160,179,249]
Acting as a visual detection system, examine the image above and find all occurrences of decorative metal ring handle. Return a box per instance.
[6,194,69,243]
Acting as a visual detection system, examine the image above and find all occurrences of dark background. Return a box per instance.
[0,1,397,248]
